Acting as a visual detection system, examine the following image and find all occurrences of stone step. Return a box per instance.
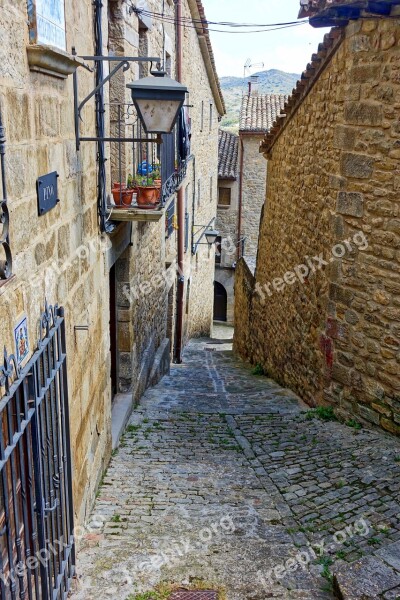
[333,544,400,599]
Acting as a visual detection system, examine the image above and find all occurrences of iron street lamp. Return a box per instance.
[192,219,219,254]
[127,73,188,134]
[204,229,219,245]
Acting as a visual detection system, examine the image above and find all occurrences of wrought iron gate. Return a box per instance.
[0,305,75,599]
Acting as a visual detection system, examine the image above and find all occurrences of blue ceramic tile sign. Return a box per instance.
[28,0,66,50]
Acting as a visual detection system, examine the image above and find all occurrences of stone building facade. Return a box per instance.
[214,130,239,323]
[0,0,224,532]
[234,3,400,436]
[239,90,287,257]
[213,93,286,324]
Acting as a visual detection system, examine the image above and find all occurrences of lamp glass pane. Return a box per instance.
[135,98,181,133]
[205,230,219,245]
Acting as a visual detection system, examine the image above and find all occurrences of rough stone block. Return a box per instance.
[336,192,364,217]
[357,403,380,425]
[334,125,356,150]
[381,417,400,435]
[341,152,374,179]
[333,556,400,600]
[350,64,381,83]
[332,363,352,386]
[329,284,354,307]
[344,102,383,126]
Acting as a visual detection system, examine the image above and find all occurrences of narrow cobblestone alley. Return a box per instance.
[72,329,400,600]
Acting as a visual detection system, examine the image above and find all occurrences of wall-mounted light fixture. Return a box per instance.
[192,218,219,255]
[127,72,188,135]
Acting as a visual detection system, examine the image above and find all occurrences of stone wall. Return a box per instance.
[0,0,111,525]
[233,258,255,355]
[216,177,239,268]
[181,0,221,341]
[0,0,223,529]
[234,16,400,436]
[240,134,267,258]
[214,177,239,323]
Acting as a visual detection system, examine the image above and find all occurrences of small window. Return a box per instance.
[218,187,231,207]
[215,236,222,265]
[197,179,201,207]
[209,103,213,132]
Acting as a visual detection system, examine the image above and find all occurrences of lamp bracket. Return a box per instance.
[72,49,161,150]
[192,217,216,255]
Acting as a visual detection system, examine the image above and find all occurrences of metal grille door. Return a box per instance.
[0,305,75,599]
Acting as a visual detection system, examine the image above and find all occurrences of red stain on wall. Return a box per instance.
[320,334,334,376]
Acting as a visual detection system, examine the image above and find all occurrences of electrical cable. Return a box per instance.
[132,7,307,33]
[129,3,308,28]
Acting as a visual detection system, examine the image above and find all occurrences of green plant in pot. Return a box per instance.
[152,169,161,188]
[136,174,161,209]
[111,174,140,207]
[127,174,140,191]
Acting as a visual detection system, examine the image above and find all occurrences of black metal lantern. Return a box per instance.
[127,73,188,134]
[205,229,219,245]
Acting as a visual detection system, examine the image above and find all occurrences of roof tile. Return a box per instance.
[239,94,288,133]
[218,130,239,179]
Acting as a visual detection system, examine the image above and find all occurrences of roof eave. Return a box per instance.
[187,0,226,115]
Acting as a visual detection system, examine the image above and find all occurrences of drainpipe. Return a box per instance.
[237,136,244,261]
[174,0,184,363]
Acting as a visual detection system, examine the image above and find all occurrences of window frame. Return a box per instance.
[218,187,232,208]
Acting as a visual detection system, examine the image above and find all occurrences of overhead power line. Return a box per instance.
[130,6,309,33]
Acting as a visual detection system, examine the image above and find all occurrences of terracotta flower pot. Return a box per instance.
[112,187,134,207]
[136,186,160,209]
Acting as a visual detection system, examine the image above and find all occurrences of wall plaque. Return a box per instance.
[28,0,67,51]
[37,172,59,216]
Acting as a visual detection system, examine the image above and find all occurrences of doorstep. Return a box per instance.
[111,393,133,450]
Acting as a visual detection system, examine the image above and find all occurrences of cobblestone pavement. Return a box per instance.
[72,328,400,600]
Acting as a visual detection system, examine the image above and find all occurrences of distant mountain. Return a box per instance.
[220,69,300,133]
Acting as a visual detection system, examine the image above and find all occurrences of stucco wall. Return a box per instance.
[234,17,400,436]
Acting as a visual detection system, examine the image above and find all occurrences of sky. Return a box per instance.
[201,0,331,77]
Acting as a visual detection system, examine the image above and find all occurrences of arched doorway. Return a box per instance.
[213,282,227,322]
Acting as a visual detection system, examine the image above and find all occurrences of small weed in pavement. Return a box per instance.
[127,424,141,433]
[252,364,265,376]
[368,537,381,546]
[346,419,362,430]
[306,406,337,422]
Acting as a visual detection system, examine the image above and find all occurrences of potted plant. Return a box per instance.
[112,187,134,207]
[152,169,162,188]
[112,175,137,207]
[136,174,161,209]
[127,174,139,192]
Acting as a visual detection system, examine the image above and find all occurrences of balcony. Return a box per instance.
[106,103,187,223]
